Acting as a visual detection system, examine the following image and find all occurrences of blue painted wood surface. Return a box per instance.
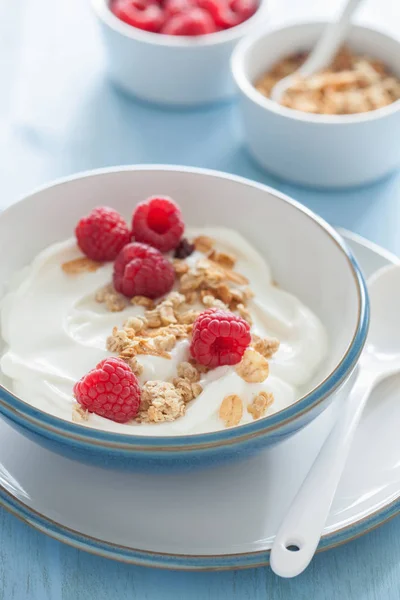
[1,0,400,597]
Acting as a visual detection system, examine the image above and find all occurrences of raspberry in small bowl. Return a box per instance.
[91,0,269,105]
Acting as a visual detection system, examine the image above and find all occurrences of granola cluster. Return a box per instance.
[255,46,400,115]
[104,295,205,422]
[175,235,254,321]
[93,234,280,427]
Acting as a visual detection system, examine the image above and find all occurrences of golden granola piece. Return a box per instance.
[173,259,189,277]
[208,249,236,269]
[107,327,131,352]
[95,283,114,303]
[223,268,249,286]
[167,323,192,338]
[179,271,205,292]
[369,58,388,76]
[252,335,280,358]
[153,334,176,352]
[191,382,203,399]
[219,395,243,428]
[200,288,216,301]
[247,391,274,420]
[215,284,232,305]
[145,308,163,328]
[196,258,225,287]
[123,355,144,377]
[166,291,186,309]
[177,361,200,382]
[96,284,128,312]
[131,296,155,309]
[135,340,171,359]
[159,302,177,326]
[243,287,255,300]
[173,378,203,403]
[118,346,137,360]
[235,349,269,383]
[176,310,201,325]
[194,235,215,253]
[62,257,103,275]
[106,295,128,312]
[142,323,190,339]
[229,289,246,308]
[236,303,252,325]
[184,291,198,305]
[189,358,210,374]
[72,404,89,423]
[139,381,185,423]
[124,316,148,334]
[201,295,227,310]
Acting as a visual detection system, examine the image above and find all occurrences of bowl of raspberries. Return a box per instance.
[91,0,268,105]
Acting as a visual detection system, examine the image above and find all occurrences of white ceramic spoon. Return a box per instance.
[270,264,400,578]
[271,0,364,103]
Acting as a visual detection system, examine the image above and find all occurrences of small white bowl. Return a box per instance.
[91,0,269,106]
[231,22,400,188]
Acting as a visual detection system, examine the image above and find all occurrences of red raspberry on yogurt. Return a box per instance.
[75,206,130,262]
[74,357,141,423]
[113,242,175,299]
[132,196,184,252]
[190,309,251,368]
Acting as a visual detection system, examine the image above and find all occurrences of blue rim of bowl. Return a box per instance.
[0,165,370,452]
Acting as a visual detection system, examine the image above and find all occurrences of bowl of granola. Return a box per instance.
[0,166,368,469]
[231,22,400,188]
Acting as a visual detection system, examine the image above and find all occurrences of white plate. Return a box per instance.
[0,230,398,570]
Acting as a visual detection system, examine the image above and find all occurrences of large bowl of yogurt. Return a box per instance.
[0,166,369,469]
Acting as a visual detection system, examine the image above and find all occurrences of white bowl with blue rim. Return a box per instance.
[0,166,369,470]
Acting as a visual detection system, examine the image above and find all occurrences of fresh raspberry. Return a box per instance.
[190,309,251,368]
[164,0,194,18]
[75,207,130,262]
[113,242,175,298]
[132,196,184,252]
[162,8,217,34]
[229,0,257,21]
[197,0,255,28]
[111,0,165,32]
[73,358,141,423]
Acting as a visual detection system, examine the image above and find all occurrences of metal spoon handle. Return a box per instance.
[300,0,364,76]
[270,368,375,578]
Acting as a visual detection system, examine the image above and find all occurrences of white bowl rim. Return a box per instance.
[0,165,369,450]
[91,0,269,48]
[231,21,400,125]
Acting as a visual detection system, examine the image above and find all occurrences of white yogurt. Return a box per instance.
[0,228,328,435]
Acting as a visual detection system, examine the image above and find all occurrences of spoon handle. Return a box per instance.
[300,0,364,76]
[270,368,375,578]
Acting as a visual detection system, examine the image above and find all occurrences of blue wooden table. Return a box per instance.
[1,0,400,598]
